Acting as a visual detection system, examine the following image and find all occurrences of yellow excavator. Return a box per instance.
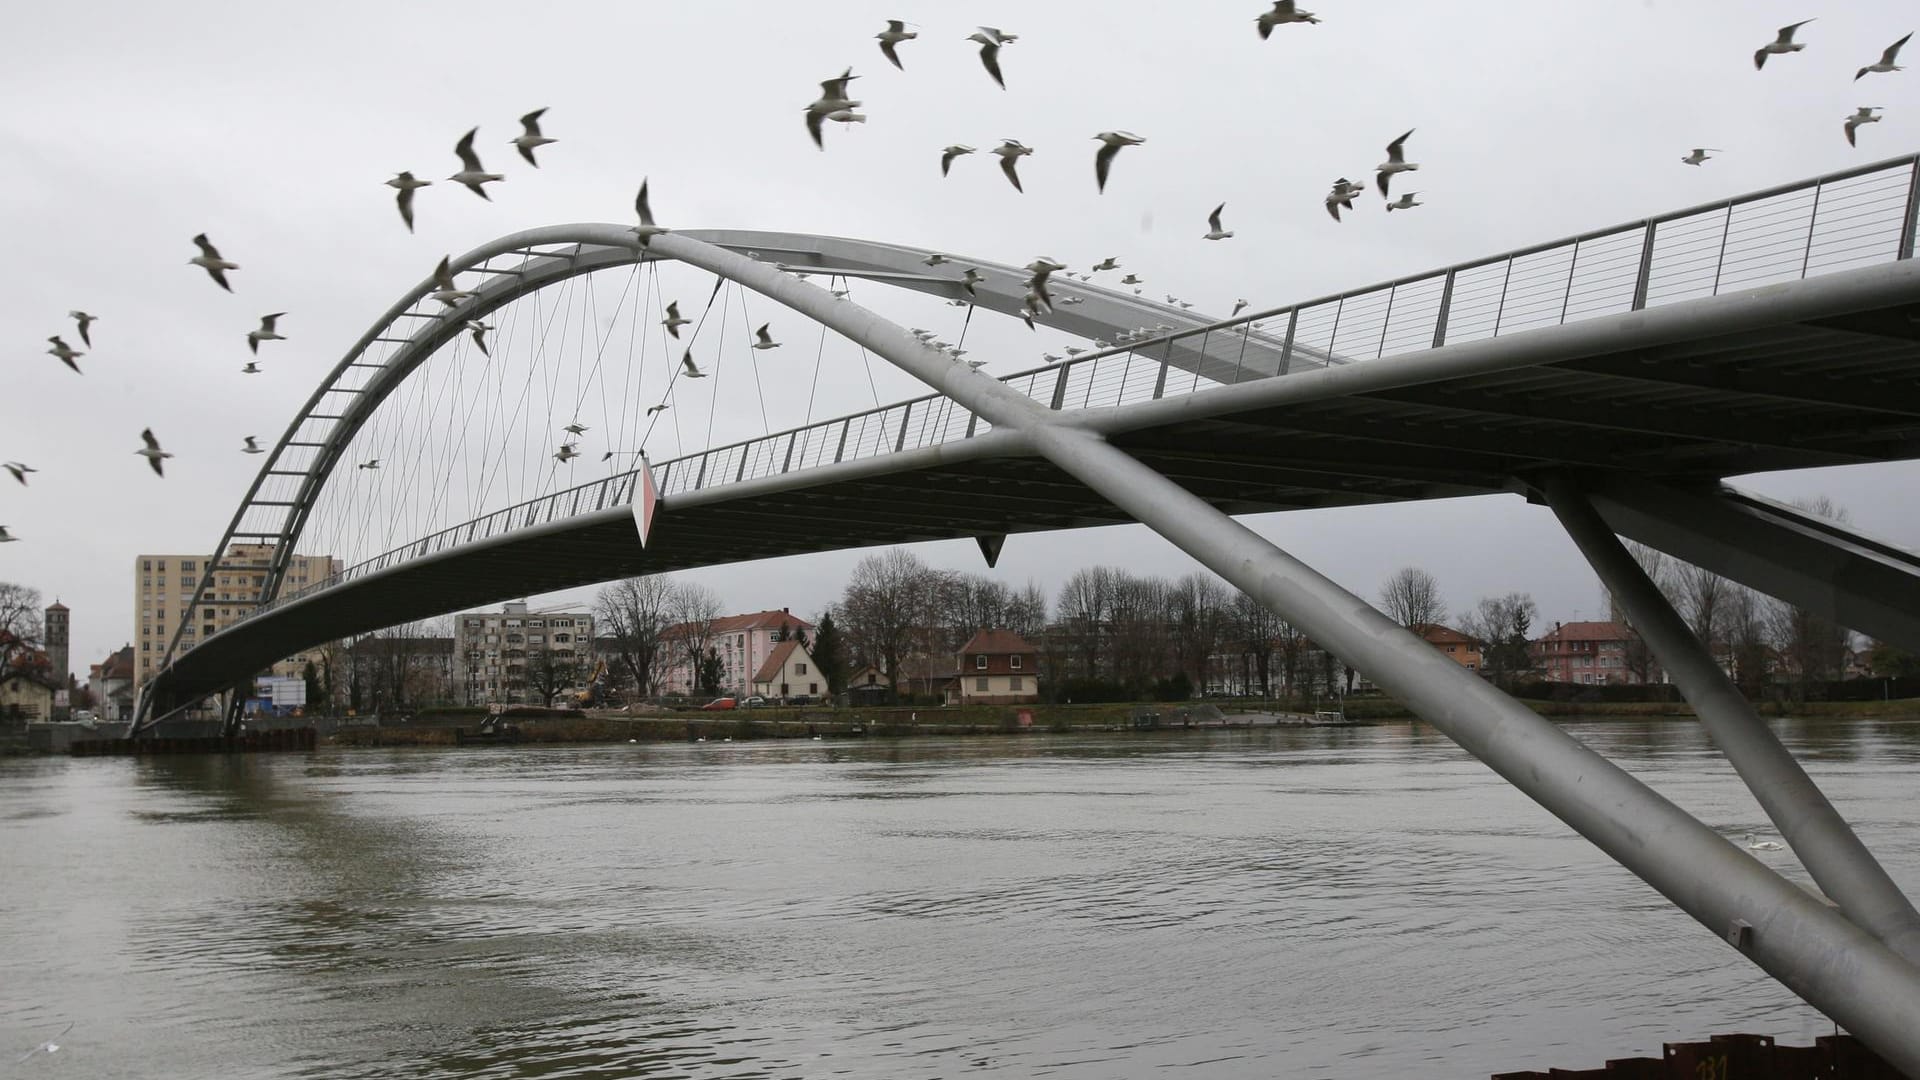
[574,659,612,708]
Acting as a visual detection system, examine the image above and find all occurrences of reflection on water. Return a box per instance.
[4,719,1918,1078]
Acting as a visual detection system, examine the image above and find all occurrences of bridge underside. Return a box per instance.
[150,272,1920,712]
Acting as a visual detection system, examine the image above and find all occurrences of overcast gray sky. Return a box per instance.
[3,0,1917,673]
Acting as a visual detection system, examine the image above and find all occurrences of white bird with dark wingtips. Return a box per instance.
[1325,181,1357,221]
[247,313,286,354]
[631,179,668,248]
[465,320,493,356]
[512,108,556,166]
[69,310,96,347]
[555,443,580,463]
[662,301,691,339]
[752,323,781,350]
[1680,148,1720,166]
[447,127,505,199]
[968,27,1015,89]
[358,458,381,470]
[877,20,917,69]
[1232,299,1249,316]
[1385,192,1422,212]
[385,171,431,232]
[3,462,34,485]
[563,423,588,437]
[1755,19,1814,70]
[939,145,974,178]
[1042,352,1062,363]
[1092,131,1145,193]
[1092,257,1120,272]
[1376,130,1418,197]
[136,429,171,477]
[430,255,477,308]
[923,252,950,266]
[1120,273,1142,285]
[1256,0,1319,38]
[1845,106,1883,147]
[1064,346,1085,357]
[242,437,265,455]
[1203,203,1234,240]
[1857,32,1911,79]
[241,361,261,374]
[647,403,670,417]
[189,234,238,292]
[960,267,986,296]
[46,336,82,373]
[805,69,862,150]
[680,349,706,379]
[990,139,1032,192]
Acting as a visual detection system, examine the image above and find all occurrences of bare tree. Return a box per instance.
[1005,581,1048,639]
[838,547,937,689]
[1764,494,1855,699]
[1169,573,1232,690]
[524,653,577,708]
[1462,592,1538,688]
[1107,572,1168,691]
[596,575,678,698]
[669,582,724,693]
[1231,589,1281,698]
[1723,586,1773,695]
[0,581,45,675]
[1378,567,1447,632]
[1674,562,1731,660]
[1056,566,1119,681]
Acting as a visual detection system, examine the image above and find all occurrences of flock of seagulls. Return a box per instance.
[7,11,1914,549]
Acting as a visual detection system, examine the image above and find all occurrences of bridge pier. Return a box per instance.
[1546,472,1920,966]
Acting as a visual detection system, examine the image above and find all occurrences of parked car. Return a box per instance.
[700,697,738,711]
[786,695,814,706]
[742,696,769,708]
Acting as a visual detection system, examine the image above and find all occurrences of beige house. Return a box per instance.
[846,663,891,702]
[1,672,58,723]
[953,629,1041,705]
[752,640,823,701]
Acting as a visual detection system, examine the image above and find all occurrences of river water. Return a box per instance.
[4,719,1919,1079]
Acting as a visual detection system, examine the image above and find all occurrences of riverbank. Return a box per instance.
[317,695,1920,749]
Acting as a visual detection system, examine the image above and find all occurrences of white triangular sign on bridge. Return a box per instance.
[632,455,660,548]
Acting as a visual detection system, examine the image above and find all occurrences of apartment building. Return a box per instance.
[134,545,341,691]
[453,600,594,705]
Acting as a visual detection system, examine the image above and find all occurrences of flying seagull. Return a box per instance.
[923,253,950,267]
[385,172,431,232]
[1232,299,1249,316]
[13,1022,71,1062]
[1844,106,1883,147]
[680,349,706,378]
[1120,273,1143,285]
[662,301,691,338]
[68,310,96,347]
[358,458,381,470]
[189,233,238,292]
[647,403,670,416]
[136,428,171,478]
[877,20,917,69]
[554,443,580,463]
[431,255,476,308]
[0,526,15,543]
[991,139,1032,192]
[960,267,985,296]
[1385,192,1422,211]
[247,312,286,354]
[805,68,862,150]
[511,107,556,166]
[1755,19,1813,70]
[1680,148,1720,166]
[632,178,668,247]
[448,127,504,199]
[465,319,493,356]
[1376,129,1418,196]
[3,462,34,485]
[1092,257,1120,271]
[940,144,974,177]
[967,27,1015,89]
[1093,131,1146,193]
[1257,0,1319,38]
[564,422,589,435]
[242,436,265,454]
[1203,203,1234,240]
[241,361,261,374]
[46,335,83,373]
[751,323,781,350]
[1857,32,1911,79]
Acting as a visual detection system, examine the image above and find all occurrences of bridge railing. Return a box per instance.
[225,153,1920,630]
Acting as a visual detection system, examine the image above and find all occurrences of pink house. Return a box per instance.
[1530,621,1653,685]
[658,608,813,697]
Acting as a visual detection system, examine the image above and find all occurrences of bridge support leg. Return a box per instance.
[1023,423,1920,1075]
[1545,472,1920,965]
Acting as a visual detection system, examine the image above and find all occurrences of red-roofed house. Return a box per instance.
[1418,624,1482,673]
[953,629,1040,705]
[752,639,823,702]
[1530,621,1653,685]
[659,608,814,697]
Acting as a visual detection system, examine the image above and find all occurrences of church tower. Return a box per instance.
[45,602,69,691]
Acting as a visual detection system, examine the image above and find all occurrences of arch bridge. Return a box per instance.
[141,153,1920,1069]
